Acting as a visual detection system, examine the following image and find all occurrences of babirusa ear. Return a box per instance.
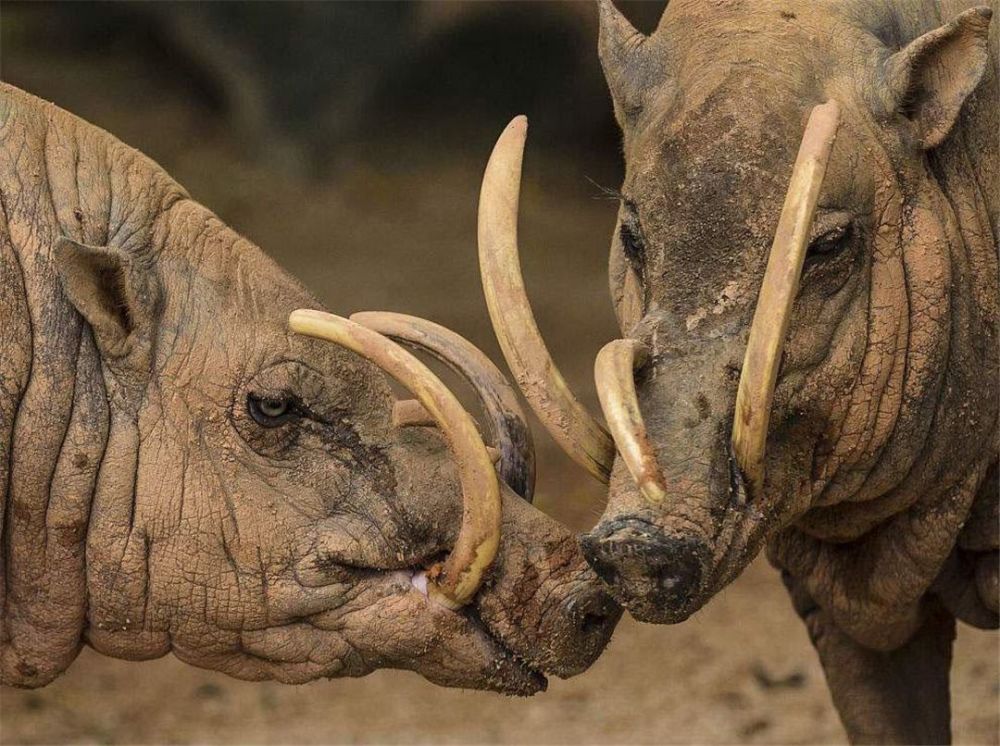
[882,6,993,149]
[54,237,156,359]
[597,0,665,125]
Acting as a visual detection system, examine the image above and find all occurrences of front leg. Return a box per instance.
[781,571,956,745]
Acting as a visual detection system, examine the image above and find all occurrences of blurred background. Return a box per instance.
[0,2,996,744]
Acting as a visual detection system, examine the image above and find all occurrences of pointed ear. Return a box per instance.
[54,237,157,359]
[597,0,668,128]
[882,6,993,149]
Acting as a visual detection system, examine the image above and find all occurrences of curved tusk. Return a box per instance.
[289,309,501,609]
[351,311,536,502]
[392,399,436,428]
[731,101,841,494]
[478,115,615,483]
[594,339,667,503]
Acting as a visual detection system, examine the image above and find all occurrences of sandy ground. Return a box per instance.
[1,561,996,745]
[1,7,998,744]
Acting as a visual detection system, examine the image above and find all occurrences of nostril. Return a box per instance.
[565,590,619,640]
[580,611,607,635]
[643,544,705,606]
[580,614,608,635]
[657,573,683,592]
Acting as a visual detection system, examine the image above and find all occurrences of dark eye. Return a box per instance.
[247,393,299,427]
[619,203,646,275]
[808,212,853,256]
[620,222,644,264]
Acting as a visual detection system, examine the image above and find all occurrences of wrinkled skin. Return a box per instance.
[582,1,997,742]
[0,84,619,693]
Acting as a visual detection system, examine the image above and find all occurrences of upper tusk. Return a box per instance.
[289,309,501,609]
[351,311,535,502]
[477,115,615,484]
[731,101,841,495]
[594,339,667,503]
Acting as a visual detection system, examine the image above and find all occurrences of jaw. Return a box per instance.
[309,566,549,695]
[294,489,618,693]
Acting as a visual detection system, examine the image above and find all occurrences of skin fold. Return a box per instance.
[583,0,997,742]
[0,83,620,692]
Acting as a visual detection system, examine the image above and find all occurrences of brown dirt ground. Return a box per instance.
[1,8,998,744]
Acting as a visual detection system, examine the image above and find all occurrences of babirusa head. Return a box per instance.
[289,309,502,608]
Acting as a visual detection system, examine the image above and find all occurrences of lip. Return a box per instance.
[404,569,548,695]
[465,605,549,695]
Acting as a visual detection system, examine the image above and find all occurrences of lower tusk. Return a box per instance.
[731,101,841,494]
[289,309,500,609]
[594,339,667,503]
[351,311,535,502]
[478,115,615,484]
[393,399,435,428]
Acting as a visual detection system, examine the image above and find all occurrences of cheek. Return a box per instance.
[783,245,870,377]
[619,267,645,334]
[778,254,871,426]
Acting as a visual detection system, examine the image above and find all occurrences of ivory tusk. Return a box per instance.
[594,339,667,503]
[351,311,535,502]
[478,115,615,483]
[393,399,436,428]
[289,309,501,609]
[731,101,841,494]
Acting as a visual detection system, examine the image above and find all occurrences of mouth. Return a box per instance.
[406,569,548,694]
[369,566,548,695]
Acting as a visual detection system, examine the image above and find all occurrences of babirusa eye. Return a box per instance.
[248,393,297,427]
[807,211,853,256]
[620,221,645,266]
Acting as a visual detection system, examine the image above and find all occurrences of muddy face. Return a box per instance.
[475,0,996,626]
[95,204,619,690]
[2,78,618,690]
[582,81,867,621]
[584,1,997,624]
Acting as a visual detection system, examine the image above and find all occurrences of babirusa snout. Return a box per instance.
[477,116,615,483]
[289,310,501,609]
[731,101,841,495]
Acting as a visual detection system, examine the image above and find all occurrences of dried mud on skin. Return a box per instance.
[1,13,997,746]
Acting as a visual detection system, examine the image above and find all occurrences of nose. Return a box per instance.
[580,518,709,623]
[558,583,621,668]
[516,578,621,678]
